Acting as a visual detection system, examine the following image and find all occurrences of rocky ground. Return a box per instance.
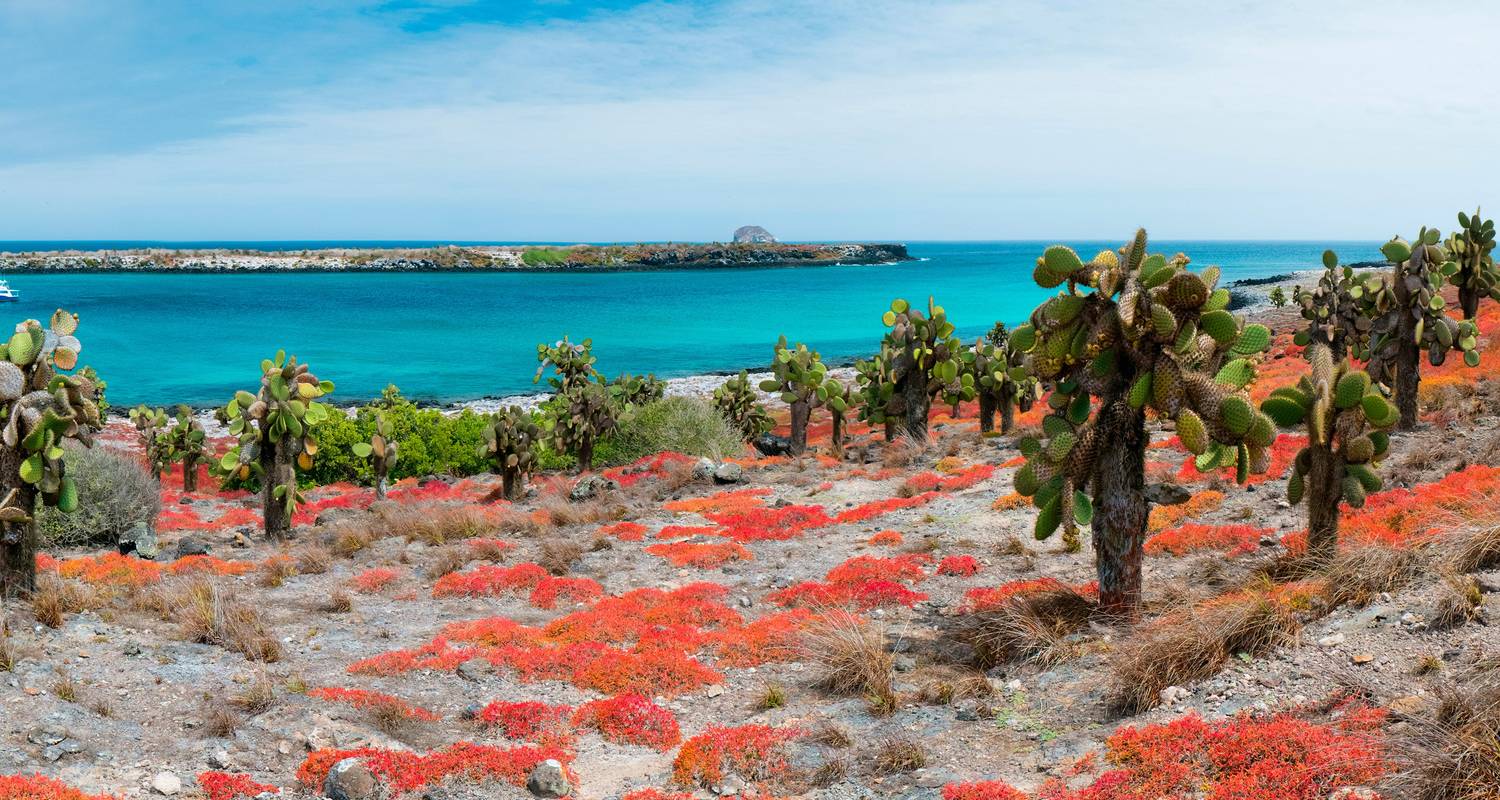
[2,287,1498,800]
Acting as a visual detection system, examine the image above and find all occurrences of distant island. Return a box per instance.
[0,239,911,273]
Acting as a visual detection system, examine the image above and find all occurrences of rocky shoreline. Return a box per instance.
[0,242,911,273]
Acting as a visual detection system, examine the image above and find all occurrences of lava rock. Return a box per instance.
[118,521,159,559]
[752,434,793,457]
[171,536,210,559]
[712,463,745,484]
[1145,483,1193,506]
[324,757,378,800]
[152,771,182,796]
[733,225,777,244]
[569,475,619,502]
[526,759,571,798]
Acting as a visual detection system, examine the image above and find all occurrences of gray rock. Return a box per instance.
[692,458,716,480]
[752,433,792,457]
[712,463,744,484]
[171,536,210,559]
[456,658,494,682]
[733,225,777,244]
[569,475,619,502]
[893,655,916,672]
[526,759,571,798]
[324,757,378,800]
[1145,483,1192,506]
[152,771,182,796]
[119,521,159,559]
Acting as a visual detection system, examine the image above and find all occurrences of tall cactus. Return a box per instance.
[973,324,1036,434]
[1009,231,1274,617]
[1261,342,1396,562]
[1293,251,1375,362]
[548,381,616,472]
[853,345,900,441]
[608,372,667,410]
[1268,286,1288,308]
[819,378,853,458]
[1446,207,1497,320]
[758,337,828,455]
[350,413,398,500]
[479,406,541,501]
[0,310,100,596]
[129,405,170,479]
[1362,229,1481,429]
[712,370,772,442]
[161,406,209,492]
[534,336,600,392]
[216,351,335,538]
[881,297,970,442]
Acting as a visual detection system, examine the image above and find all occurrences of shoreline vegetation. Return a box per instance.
[0,241,912,273]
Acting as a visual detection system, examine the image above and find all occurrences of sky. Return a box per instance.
[0,0,1496,242]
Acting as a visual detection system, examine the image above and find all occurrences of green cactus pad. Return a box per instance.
[1260,396,1307,427]
[1166,272,1209,309]
[1150,304,1178,340]
[1369,430,1389,457]
[1176,409,1208,454]
[1334,371,1369,409]
[1034,493,1062,540]
[1346,463,1381,494]
[1342,475,1367,508]
[1380,239,1412,264]
[1203,288,1231,312]
[1127,373,1152,409]
[1219,395,1253,436]
[1073,490,1094,526]
[1247,412,1275,447]
[1013,462,1039,496]
[1214,358,1255,389]
[1199,310,1238,344]
[1361,394,1398,428]
[1288,469,1305,505]
[1230,323,1271,355]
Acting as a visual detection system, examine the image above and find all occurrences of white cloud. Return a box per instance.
[1,0,1495,240]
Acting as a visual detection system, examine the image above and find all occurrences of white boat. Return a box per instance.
[0,280,18,302]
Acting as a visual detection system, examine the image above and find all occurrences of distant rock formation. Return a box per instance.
[733,225,777,244]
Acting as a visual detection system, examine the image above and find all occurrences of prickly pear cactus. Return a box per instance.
[534,336,600,392]
[712,370,772,442]
[216,350,335,538]
[161,405,209,493]
[1009,231,1273,617]
[608,372,667,410]
[1261,342,1396,561]
[881,297,970,442]
[853,344,901,441]
[351,413,399,500]
[972,324,1037,435]
[547,381,616,472]
[0,310,101,596]
[819,378,854,458]
[1362,229,1480,429]
[129,405,171,479]
[479,406,541,501]
[1268,286,1288,308]
[1446,207,1497,320]
[1293,251,1379,362]
[79,367,107,412]
[758,337,828,455]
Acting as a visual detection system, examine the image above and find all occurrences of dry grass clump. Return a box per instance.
[50,672,77,702]
[755,683,787,710]
[30,574,105,628]
[1430,575,1484,630]
[805,721,853,749]
[871,737,926,774]
[960,585,1094,668]
[914,668,992,706]
[256,555,297,588]
[172,577,282,662]
[538,538,584,575]
[881,436,925,469]
[1437,510,1500,574]
[425,546,469,579]
[201,698,242,738]
[330,522,377,558]
[1107,582,1299,715]
[0,632,18,672]
[322,590,353,614]
[802,611,896,713]
[540,498,624,528]
[1314,543,1426,608]
[807,758,848,787]
[293,544,332,575]
[406,504,496,544]
[232,674,278,714]
[1383,668,1500,800]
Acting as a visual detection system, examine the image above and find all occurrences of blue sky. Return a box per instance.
[0,0,1495,241]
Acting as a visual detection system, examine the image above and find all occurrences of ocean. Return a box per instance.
[0,240,1382,407]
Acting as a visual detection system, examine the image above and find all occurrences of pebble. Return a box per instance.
[1317,632,1345,647]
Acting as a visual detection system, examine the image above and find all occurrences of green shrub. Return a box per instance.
[521,247,571,267]
[600,396,743,465]
[307,388,491,485]
[38,445,160,548]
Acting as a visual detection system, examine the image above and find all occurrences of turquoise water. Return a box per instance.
[0,241,1383,406]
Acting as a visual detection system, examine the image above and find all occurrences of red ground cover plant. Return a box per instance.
[352,567,400,593]
[296,743,572,795]
[197,772,277,800]
[599,521,648,542]
[961,578,1099,613]
[1045,711,1385,800]
[474,700,573,742]
[663,487,771,514]
[941,781,1027,800]
[621,790,694,800]
[937,555,982,576]
[1144,524,1274,557]
[904,464,996,494]
[703,504,834,542]
[167,555,255,577]
[1146,490,1225,533]
[602,451,698,487]
[832,492,942,524]
[307,687,439,722]
[770,553,933,610]
[671,724,797,788]
[0,775,114,800]
[571,694,682,750]
[868,530,904,546]
[348,637,478,676]
[431,562,547,597]
[708,609,814,667]
[644,541,753,568]
[654,524,720,540]
[529,575,605,609]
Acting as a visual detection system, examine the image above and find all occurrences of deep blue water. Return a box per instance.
[0,241,1383,406]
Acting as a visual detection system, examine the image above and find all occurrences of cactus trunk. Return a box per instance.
[897,372,930,442]
[1091,399,1148,620]
[978,394,996,433]
[1392,251,1422,430]
[0,448,37,597]
[1304,444,1343,563]
[830,413,845,459]
[182,456,199,493]
[999,395,1015,434]
[1460,286,1480,321]
[374,466,388,501]
[577,440,595,473]
[502,468,525,502]
[261,437,293,539]
[788,399,810,455]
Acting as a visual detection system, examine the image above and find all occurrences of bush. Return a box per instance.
[307,388,492,484]
[600,396,742,466]
[521,247,571,267]
[39,444,160,547]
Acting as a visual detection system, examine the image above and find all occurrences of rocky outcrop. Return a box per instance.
[733,225,776,244]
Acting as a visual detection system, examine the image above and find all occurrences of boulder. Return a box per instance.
[569,475,619,502]
[1145,483,1192,506]
[712,463,744,484]
[324,757,378,800]
[732,225,777,244]
[526,759,571,798]
[151,771,182,796]
[171,536,210,559]
[118,521,159,559]
[752,434,793,457]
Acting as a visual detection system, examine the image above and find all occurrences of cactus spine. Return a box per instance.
[0,310,100,596]
[480,406,541,501]
[712,370,772,442]
[161,406,209,492]
[881,298,972,442]
[350,413,398,500]
[759,337,828,455]
[973,324,1036,434]
[1363,229,1481,429]
[217,350,335,538]
[1261,342,1395,562]
[1010,231,1273,618]
[1446,207,1497,320]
